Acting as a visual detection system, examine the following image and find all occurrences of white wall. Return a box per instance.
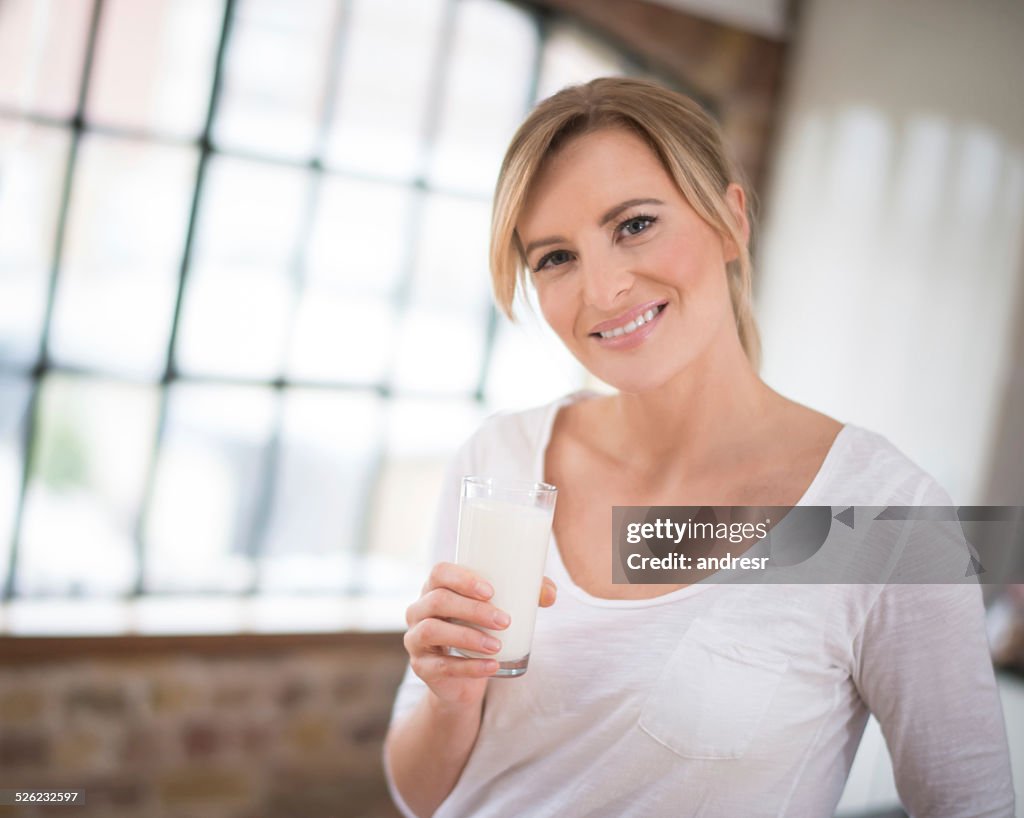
[757,0,1024,505]
[761,3,1024,813]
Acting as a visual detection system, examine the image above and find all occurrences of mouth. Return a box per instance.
[589,302,668,340]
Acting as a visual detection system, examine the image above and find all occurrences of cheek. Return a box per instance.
[535,278,580,340]
[653,231,726,292]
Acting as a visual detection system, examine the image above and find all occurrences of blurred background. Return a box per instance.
[0,0,1021,816]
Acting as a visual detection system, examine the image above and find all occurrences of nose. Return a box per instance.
[580,254,634,311]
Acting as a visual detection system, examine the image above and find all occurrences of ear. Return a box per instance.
[722,183,750,262]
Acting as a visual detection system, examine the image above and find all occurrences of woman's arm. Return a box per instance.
[852,581,1015,817]
[384,565,558,817]
[384,687,486,818]
[384,562,503,817]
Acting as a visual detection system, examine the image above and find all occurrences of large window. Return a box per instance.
[0,0,661,634]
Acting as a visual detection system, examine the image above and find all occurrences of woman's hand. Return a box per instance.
[403,562,557,707]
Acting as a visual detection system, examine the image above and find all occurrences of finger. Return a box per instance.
[405,618,503,657]
[412,654,499,680]
[406,588,511,630]
[539,576,557,607]
[422,561,494,601]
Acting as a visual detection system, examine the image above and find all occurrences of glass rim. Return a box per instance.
[462,475,557,494]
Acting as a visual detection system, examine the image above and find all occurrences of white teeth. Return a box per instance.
[598,305,663,339]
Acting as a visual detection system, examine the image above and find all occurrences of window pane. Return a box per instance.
[6,598,132,635]
[0,122,70,370]
[48,133,198,379]
[485,313,587,412]
[307,176,412,297]
[213,0,337,159]
[0,1,648,630]
[0,376,32,592]
[407,193,491,311]
[285,176,413,384]
[391,193,491,394]
[324,0,447,179]
[428,0,536,194]
[535,21,628,103]
[85,0,222,138]
[390,308,486,395]
[0,0,92,118]
[17,374,159,595]
[363,397,484,592]
[145,382,276,592]
[258,389,382,592]
[176,156,308,378]
[288,295,397,386]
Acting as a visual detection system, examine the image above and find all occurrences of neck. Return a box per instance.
[604,330,781,476]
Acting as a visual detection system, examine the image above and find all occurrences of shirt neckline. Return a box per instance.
[532,389,852,609]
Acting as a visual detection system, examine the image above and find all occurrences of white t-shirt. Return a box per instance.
[386,391,1015,818]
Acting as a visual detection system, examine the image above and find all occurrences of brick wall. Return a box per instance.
[0,633,407,818]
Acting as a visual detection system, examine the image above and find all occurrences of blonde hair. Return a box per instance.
[489,76,761,372]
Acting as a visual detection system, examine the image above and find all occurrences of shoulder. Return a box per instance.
[454,390,592,478]
[818,423,953,506]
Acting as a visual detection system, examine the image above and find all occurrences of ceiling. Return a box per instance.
[644,0,791,39]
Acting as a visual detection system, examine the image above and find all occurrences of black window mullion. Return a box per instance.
[247,0,356,595]
[474,7,550,404]
[129,0,237,597]
[342,0,463,596]
[382,0,460,337]
[0,108,200,150]
[2,0,106,602]
[1,360,492,400]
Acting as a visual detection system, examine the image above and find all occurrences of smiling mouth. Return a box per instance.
[589,303,667,339]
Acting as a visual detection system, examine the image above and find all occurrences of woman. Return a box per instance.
[384,78,1014,817]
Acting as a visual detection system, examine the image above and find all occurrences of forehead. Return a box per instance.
[518,127,677,231]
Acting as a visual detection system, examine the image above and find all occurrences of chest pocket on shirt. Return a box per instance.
[638,618,790,760]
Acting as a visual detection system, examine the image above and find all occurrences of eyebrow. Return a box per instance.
[522,197,665,257]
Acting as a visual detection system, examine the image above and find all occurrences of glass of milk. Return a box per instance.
[453,476,557,677]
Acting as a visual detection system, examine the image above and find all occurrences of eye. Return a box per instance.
[533,249,574,272]
[618,214,657,237]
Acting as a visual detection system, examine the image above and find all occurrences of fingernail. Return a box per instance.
[492,610,511,627]
[475,581,494,598]
[483,637,501,652]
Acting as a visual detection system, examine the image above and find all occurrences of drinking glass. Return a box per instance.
[453,476,557,677]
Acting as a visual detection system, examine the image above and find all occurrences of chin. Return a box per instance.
[574,334,706,393]
[582,359,680,395]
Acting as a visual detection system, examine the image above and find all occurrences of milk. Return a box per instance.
[455,496,554,662]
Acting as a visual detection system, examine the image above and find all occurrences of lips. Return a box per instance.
[588,300,668,337]
[588,302,668,350]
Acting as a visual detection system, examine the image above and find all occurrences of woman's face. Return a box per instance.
[516,127,746,393]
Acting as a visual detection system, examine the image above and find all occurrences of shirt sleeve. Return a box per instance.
[387,431,478,724]
[851,580,1015,817]
[383,429,481,818]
